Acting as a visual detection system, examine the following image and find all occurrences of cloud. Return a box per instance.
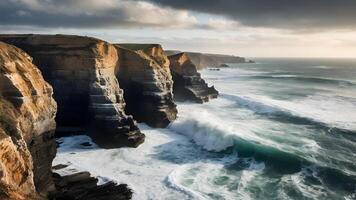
[0,0,198,28]
[147,0,356,31]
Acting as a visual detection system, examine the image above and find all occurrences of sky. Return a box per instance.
[1,0,356,58]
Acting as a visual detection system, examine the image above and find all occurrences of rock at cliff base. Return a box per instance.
[168,53,219,103]
[49,171,132,200]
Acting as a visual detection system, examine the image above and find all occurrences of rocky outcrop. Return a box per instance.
[115,44,177,128]
[165,51,247,70]
[0,42,57,199]
[49,172,132,200]
[0,35,144,148]
[168,53,218,103]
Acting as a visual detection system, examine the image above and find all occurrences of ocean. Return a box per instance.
[53,58,356,200]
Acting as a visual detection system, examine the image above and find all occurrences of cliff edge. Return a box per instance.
[0,42,57,199]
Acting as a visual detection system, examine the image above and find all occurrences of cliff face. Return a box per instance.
[115,44,177,128]
[0,35,144,148]
[0,42,57,199]
[168,53,218,103]
[166,51,246,70]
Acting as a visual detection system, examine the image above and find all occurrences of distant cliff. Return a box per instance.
[168,53,218,103]
[165,51,248,70]
[0,35,145,148]
[0,42,57,199]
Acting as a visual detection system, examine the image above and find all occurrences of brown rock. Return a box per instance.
[168,53,218,103]
[115,44,177,128]
[0,41,56,199]
[0,34,145,148]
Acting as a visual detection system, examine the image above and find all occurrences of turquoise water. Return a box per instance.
[184,58,356,199]
[54,58,356,200]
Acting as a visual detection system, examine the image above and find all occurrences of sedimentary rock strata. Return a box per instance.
[0,42,57,199]
[115,44,177,128]
[0,35,144,148]
[168,53,219,103]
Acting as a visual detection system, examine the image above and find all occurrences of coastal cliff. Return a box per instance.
[166,51,247,69]
[168,53,218,103]
[115,44,177,128]
[0,42,57,199]
[0,35,144,148]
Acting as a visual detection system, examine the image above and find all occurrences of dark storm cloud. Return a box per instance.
[0,0,197,28]
[147,0,356,30]
[0,0,122,28]
[2,0,356,31]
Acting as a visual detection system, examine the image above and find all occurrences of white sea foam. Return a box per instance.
[201,66,356,131]
[243,93,356,131]
[271,74,298,78]
[311,65,334,69]
[53,126,197,200]
[52,62,356,200]
[169,108,235,151]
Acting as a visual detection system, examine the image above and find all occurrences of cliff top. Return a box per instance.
[168,52,191,66]
[118,43,162,51]
[0,41,32,72]
[165,50,242,58]
[0,34,105,46]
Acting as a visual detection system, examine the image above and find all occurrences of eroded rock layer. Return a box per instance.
[0,35,144,148]
[115,44,177,128]
[168,53,218,103]
[0,42,57,199]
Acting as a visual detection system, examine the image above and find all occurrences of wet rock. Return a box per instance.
[50,172,132,200]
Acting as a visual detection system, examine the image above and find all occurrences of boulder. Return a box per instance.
[115,44,177,128]
[0,42,57,199]
[49,172,132,200]
[168,53,218,103]
[0,35,145,148]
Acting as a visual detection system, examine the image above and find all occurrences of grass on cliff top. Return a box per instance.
[118,43,159,51]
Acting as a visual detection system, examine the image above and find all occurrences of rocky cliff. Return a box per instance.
[0,35,144,148]
[168,53,218,103]
[0,42,57,199]
[165,51,247,69]
[115,44,177,128]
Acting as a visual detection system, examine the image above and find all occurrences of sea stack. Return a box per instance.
[0,42,57,198]
[168,53,219,103]
[0,34,145,148]
[115,44,177,128]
